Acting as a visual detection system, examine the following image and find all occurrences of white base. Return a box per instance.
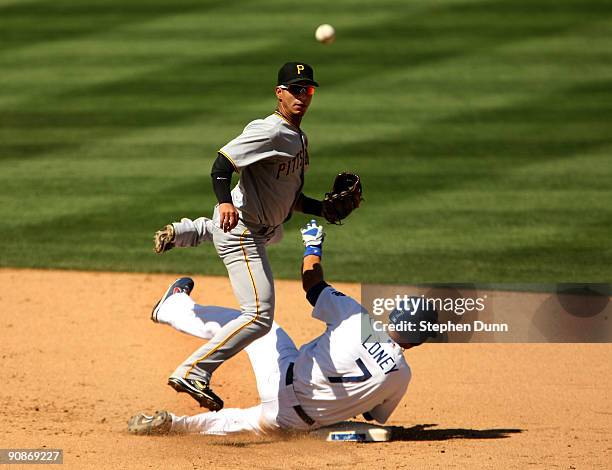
[311,421,391,442]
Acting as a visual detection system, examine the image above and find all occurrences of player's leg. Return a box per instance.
[244,320,298,403]
[150,278,239,410]
[158,289,297,414]
[128,405,278,436]
[155,291,242,340]
[131,310,303,436]
[170,404,280,435]
[169,324,297,435]
[152,281,308,432]
[170,224,275,385]
[171,217,215,247]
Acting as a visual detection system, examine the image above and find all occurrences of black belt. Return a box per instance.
[286,363,315,426]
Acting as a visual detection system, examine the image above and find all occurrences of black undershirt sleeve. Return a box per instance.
[300,193,323,216]
[211,153,235,204]
[306,280,330,307]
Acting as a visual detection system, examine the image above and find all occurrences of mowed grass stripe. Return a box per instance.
[4,74,607,210]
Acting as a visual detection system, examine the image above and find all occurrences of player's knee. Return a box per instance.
[252,320,273,339]
[237,300,274,339]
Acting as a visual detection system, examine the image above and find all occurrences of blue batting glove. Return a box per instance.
[300,219,325,257]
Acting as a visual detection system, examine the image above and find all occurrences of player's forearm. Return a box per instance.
[211,153,235,204]
[294,193,323,216]
[300,220,328,301]
[302,255,324,292]
[302,255,331,305]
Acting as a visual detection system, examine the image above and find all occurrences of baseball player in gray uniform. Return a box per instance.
[129,221,437,436]
[152,63,328,411]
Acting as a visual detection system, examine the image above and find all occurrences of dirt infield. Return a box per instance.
[0,269,610,469]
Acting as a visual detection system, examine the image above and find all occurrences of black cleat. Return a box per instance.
[151,277,195,323]
[167,377,224,411]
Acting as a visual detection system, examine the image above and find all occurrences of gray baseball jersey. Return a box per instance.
[219,111,309,227]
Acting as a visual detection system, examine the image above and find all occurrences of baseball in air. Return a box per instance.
[315,24,336,44]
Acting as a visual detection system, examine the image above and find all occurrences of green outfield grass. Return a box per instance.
[1,0,611,283]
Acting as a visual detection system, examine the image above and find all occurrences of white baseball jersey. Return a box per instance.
[292,286,411,426]
[219,112,309,228]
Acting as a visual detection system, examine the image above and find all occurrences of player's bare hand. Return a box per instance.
[219,203,239,232]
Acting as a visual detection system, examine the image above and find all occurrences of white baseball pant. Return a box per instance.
[156,292,314,435]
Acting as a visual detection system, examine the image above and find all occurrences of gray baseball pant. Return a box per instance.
[168,209,277,384]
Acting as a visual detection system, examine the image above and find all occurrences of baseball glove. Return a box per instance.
[322,172,363,225]
[153,224,175,254]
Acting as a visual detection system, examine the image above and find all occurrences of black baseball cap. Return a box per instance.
[277,62,319,87]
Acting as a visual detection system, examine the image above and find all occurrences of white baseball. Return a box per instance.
[315,24,336,44]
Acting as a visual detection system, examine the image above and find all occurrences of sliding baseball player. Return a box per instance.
[129,220,435,436]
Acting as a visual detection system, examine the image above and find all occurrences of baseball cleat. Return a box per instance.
[167,377,224,411]
[153,224,175,254]
[151,277,195,323]
[127,410,173,435]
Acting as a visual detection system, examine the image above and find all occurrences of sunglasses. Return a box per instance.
[279,84,316,96]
